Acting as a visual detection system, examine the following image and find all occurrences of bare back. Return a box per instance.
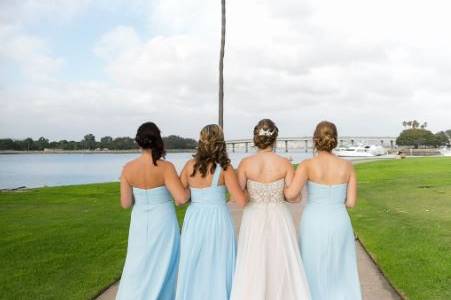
[238,152,293,186]
[285,151,357,208]
[181,160,226,189]
[123,156,168,189]
[120,153,188,208]
[306,153,352,185]
[180,159,247,206]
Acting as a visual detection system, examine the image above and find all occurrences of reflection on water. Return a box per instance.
[0,151,314,189]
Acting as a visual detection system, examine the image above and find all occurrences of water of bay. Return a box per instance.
[0,151,314,189]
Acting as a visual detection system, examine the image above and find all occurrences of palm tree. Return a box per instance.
[218,0,226,128]
[412,120,420,129]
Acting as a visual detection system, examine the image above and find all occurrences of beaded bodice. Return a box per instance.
[247,179,285,204]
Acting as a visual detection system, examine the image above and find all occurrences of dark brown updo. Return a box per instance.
[135,122,166,165]
[253,119,279,149]
[313,121,338,152]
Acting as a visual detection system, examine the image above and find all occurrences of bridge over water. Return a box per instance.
[226,136,397,153]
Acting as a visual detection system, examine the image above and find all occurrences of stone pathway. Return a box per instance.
[97,197,401,300]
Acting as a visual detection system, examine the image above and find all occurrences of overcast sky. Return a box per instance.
[1,0,450,140]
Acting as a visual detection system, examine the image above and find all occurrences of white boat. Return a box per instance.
[368,145,387,156]
[333,145,386,157]
[440,147,451,157]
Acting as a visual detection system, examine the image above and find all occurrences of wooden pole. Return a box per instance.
[218,0,226,128]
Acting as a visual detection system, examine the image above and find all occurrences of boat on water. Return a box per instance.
[333,145,386,157]
[440,147,451,157]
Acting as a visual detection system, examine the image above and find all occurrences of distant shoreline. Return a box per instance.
[0,149,196,155]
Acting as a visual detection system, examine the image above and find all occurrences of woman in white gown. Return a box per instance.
[230,119,310,300]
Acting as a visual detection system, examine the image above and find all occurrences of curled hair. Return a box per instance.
[313,121,338,152]
[253,119,279,149]
[191,124,231,177]
[135,122,166,165]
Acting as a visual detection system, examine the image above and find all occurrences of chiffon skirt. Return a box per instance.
[116,201,180,300]
[300,204,362,300]
[176,202,236,300]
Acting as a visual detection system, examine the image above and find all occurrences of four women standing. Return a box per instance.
[118,120,362,300]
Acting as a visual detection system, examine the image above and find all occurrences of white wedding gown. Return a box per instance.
[230,179,310,300]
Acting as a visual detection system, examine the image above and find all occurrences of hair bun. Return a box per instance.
[135,122,166,165]
[313,121,338,152]
[143,136,153,146]
[253,119,278,149]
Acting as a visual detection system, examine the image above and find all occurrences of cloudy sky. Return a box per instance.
[1,0,450,141]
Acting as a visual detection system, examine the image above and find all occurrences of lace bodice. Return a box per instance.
[247,179,285,204]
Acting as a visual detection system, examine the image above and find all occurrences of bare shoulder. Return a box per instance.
[238,156,251,167]
[300,157,312,167]
[223,162,235,173]
[279,155,294,169]
[296,158,310,171]
[337,156,352,167]
[276,154,291,164]
[121,158,140,180]
[334,156,353,173]
[159,159,176,171]
[344,159,354,171]
[185,159,196,168]
[181,159,196,173]
[122,158,139,172]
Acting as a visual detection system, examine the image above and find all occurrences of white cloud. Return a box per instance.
[1,0,451,140]
[0,26,63,81]
[94,26,142,61]
[0,0,92,26]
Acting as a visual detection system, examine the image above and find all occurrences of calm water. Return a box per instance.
[0,151,314,189]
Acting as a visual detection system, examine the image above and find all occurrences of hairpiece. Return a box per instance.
[258,128,274,137]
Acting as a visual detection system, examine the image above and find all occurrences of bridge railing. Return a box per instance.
[225,137,397,153]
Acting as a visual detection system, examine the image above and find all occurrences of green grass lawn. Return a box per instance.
[0,183,187,300]
[1,158,450,299]
[352,157,451,300]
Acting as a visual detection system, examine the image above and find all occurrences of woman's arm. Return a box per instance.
[179,160,191,189]
[283,161,300,203]
[165,162,190,205]
[120,168,134,209]
[284,160,308,201]
[345,165,357,208]
[236,159,248,191]
[224,164,247,208]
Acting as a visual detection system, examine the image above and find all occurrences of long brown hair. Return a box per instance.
[191,124,231,177]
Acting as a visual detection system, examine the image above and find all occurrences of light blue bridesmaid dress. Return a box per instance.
[300,181,362,300]
[116,186,180,300]
[176,165,236,300]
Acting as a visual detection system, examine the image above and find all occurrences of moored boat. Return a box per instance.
[333,144,386,157]
[440,147,451,157]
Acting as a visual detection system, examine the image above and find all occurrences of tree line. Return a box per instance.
[396,120,450,148]
[0,134,197,151]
